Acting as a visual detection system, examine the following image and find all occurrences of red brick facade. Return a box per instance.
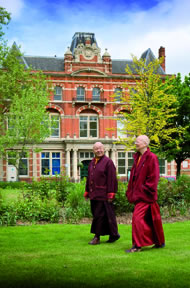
[1,32,189,182]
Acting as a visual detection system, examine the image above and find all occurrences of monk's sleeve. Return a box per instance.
[107,160,118,199]
[142,155,159,196]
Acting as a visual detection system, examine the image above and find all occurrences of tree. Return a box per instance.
[0,7,51,180]
[160,73,190,177]
[0,7,10,37]
[113,55,177,152]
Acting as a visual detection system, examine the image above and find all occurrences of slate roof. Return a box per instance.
[17,43,165,75]
[112,60,134,74]
[24,56,64,72]
[140,48,165,74]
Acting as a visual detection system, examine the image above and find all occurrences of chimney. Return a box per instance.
[158,46,165,72]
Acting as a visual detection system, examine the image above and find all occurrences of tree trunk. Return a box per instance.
[175,158,182,178]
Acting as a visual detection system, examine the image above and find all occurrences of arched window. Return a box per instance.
[77,87,85,101]
[54,86,62,101]
[92,87,100,101]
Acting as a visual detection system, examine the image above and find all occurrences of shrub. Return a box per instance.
[114,181,134,215]
[63,179,91,223]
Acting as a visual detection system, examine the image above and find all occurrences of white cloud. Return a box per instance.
[0,0,24,19]
[2,0,190,78]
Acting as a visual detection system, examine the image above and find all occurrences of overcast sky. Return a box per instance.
[0,0,190,78]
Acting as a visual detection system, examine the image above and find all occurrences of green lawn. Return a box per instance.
[0,188,21,204]
[0,222,190,288]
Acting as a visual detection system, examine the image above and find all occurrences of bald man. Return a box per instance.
[126,135,165,253]
[84,142,120,245]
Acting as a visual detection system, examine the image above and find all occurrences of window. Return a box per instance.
[92,87,100,101]
[118,152,126,175]
[19,152,28,176]
[117,152,134,176]
[50,114,60,137]
[77,87,85,101]
[159,159,166,175]
[79,115,98,138]
[117,118,124,138]
[54,86,62,101]
[80,152,94,159]
[128,152,134,170]
[41,152,61,176]
[114,88,122,102]
[7,151,28,176]
[182,161,188,168]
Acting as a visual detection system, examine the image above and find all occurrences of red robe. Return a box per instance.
[126,148,165,247]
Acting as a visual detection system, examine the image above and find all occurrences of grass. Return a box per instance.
[0,222,190,288]
[0,188,21,204]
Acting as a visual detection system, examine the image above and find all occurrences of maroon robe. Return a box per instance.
[84,155,119,236]
[126,148,165,247]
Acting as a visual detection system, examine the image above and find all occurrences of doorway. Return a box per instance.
[80,160,91,179]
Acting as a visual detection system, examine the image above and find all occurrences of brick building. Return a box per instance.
[1,32,189,181]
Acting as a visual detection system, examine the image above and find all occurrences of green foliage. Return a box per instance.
[0,9,52,177]
[157,175,190,217]
[114,181,134,215]
[112,55,177,151]
[0,181,25,189]
[0,7,11,37]
[0,191,60,225]
[0,175,190,225]
[64,179,91,223]
[160,73,190,177]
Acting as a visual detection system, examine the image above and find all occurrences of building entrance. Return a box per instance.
[80,160,91,179]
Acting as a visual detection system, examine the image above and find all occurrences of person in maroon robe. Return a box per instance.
[126,135,165,253]
[84,142,120,245]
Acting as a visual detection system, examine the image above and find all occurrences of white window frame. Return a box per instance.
[118,152,126,175]
[79,114,98,138]
[54,86,62,101]
[7,151,29,177]
[49,114,60,138]
[19,152,29,177]
[41,151,61,176]
[77,87,85,101]
[92,87,100,101]
[114,88,122,102]
[159,159,166,176]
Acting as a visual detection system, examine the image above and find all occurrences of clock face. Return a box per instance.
[84,48,94,59]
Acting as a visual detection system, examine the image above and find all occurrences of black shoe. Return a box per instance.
[106,234,120,243]
[153,243,165,249]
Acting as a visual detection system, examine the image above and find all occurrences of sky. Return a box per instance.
[0,0,190,78]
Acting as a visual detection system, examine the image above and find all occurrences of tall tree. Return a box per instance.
[0,7,51,179]
[160,73,190,177]
[113,55,177,151]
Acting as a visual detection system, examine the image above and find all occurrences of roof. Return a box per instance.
[140,48,165,74]
[24,56,64,71]
[112,60,135,74]
[70,32,98,55]
[13,38,165,75]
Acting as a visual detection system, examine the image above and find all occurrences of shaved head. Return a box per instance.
[93,142,104,158]
[136,135,150,146]
[135,135,150,154]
